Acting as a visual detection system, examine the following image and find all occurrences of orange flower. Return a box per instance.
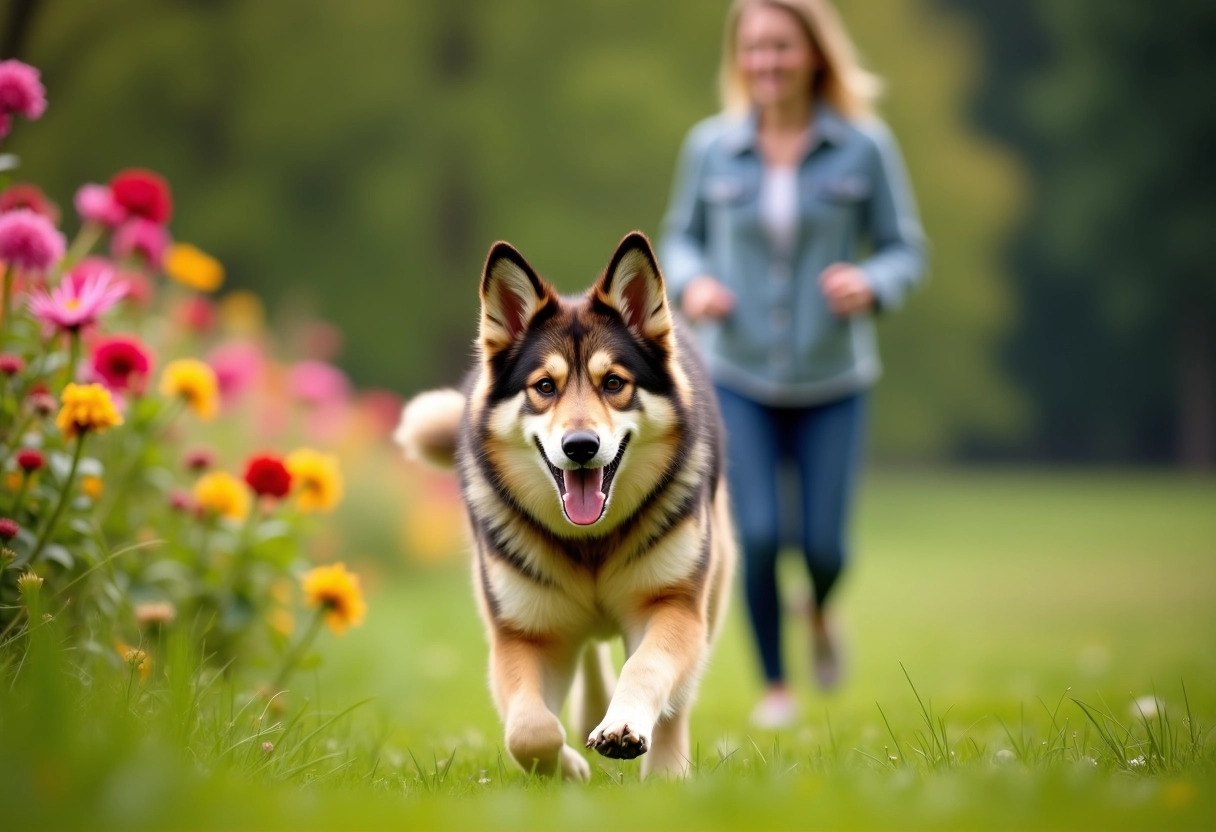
[301,562,366,635]
[165,243,224,292]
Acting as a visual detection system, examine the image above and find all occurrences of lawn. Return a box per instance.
[7,468,1216,831]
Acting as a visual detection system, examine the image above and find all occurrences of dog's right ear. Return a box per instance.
[479,242,558,355]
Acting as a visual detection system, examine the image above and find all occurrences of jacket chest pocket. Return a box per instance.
[811,175,871,205]
[702,175,756,207]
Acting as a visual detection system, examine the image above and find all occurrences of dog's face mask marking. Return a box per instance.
[479,234,677,530]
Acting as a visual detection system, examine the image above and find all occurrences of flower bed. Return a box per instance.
[0,59,363,689]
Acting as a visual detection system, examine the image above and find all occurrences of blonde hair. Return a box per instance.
[718,0,882,120]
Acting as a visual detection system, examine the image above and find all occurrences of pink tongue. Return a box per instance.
[562,468,605,525]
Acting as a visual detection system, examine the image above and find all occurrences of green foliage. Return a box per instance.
[14,0,1030,459]
[950,0,1216,464]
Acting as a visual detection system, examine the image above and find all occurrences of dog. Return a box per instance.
[395,231,736,780]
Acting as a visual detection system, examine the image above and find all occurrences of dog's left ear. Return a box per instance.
[593,231,672,343]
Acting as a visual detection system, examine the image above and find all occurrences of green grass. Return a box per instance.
[5,469,1216,830]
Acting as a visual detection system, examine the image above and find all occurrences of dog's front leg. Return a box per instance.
[489,631,590,781]
[586,600,705,771]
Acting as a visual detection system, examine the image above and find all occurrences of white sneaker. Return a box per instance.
[749,689,799,730]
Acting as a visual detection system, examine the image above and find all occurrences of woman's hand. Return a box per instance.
[681,275,737,322]
[819,263,875,317]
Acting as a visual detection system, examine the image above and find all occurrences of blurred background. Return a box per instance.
[7,0,1212,468]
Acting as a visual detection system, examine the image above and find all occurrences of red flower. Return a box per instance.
[244,454,292,499]
[0,183,60,224]
[0,518,18,542]
[110,168,173,225]
[16,448,44,473]
[90,335,153,395]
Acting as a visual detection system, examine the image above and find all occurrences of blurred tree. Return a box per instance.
[7,0,1027,460]
[950,0,1216,467]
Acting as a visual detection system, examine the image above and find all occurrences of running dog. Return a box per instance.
[395,232,735,780]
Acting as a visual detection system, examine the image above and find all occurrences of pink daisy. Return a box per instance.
[111,218,170,268]
[90,334,153,395]
[0,209,65,272]
[74,184,128,228]
[0,60,46,135]
[27,267,127,332]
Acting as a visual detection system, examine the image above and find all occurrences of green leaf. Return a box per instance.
[40,544,75,570]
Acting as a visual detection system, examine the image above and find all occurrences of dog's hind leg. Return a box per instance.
[642,708,691,779]
[568,640,616,742]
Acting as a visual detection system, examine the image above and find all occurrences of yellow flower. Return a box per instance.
[116,642,152,684]
[56,383,124,439]
[5,472,21,491]
[16,570,43,594]
[301,562,366,635]
[160,359,219,419]
[193,471,251,520]
[286,448,343,513]
[165,243,224,292]
[81,475,104,499]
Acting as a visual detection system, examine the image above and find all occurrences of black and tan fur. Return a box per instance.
[396,232,735,780]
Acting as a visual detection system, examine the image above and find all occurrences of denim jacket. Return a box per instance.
[658,104,928,406]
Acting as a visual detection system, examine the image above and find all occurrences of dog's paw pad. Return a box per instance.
[586,721,649,760]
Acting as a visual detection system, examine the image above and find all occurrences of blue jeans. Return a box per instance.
[715,384,868,684]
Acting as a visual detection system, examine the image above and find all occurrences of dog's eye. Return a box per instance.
[603,374,625,392]
[535,378,556,395]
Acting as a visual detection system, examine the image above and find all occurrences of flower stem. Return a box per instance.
[63,329,81,389]
[0,411,36,469]
[26,433,87,565]
[8,472,31,516]
[57,222,103,278]
[270,605,326,692]
[0,263,10,347]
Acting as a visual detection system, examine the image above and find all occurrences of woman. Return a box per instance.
[658,0,926,727]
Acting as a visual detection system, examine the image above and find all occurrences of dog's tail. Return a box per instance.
[393,388,465,470]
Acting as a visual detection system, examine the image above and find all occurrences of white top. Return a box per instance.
[760,164,799,256]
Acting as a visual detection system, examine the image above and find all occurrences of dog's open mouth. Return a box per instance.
[536,435,630,526]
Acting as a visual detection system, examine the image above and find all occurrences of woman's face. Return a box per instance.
[736,2,817,109]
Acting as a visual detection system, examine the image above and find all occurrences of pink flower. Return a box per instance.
[111,218,169,268]
[208,340,265,403]
[288,360,351,407]
[0,183,60,224]
[0,209,65,272]
[0,60,47,128]
[74,184,127,228]
[90,335,153,395]
[27,267,127,332]
[66,256,113,288]
[0,353,24,375]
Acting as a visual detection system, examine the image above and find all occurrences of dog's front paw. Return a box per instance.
[586,717,649,760]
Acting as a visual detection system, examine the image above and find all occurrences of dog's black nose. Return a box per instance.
[562,430,600,465]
